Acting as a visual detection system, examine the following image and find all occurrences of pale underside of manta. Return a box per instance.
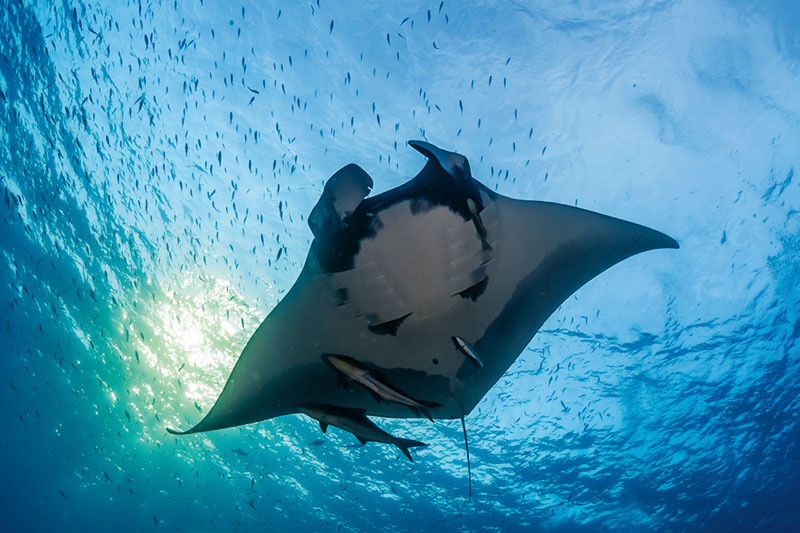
[168,140,678,465]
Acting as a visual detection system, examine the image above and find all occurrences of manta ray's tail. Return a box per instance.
[461,416,472,501]
[396,438,426,462]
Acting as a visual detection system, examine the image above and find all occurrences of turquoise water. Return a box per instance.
[1,0,799,531]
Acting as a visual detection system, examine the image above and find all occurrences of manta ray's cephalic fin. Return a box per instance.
[308,163,373,238]
[408,140,471,182]
[408,140,491,251]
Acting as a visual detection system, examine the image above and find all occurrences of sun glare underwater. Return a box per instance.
[1,0,799,532]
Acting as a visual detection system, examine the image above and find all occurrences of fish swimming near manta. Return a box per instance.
[168,140,678,494]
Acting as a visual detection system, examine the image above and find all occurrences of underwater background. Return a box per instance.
[1,0,798,531]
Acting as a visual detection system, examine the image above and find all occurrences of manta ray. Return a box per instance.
[169,140,677,488]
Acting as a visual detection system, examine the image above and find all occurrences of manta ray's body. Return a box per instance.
[169,140,677,462]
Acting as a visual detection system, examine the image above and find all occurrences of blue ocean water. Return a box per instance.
[1,0,799,531]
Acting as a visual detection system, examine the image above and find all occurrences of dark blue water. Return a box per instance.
[1,1,799,531]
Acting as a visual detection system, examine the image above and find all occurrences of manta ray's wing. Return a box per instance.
[457,196,679,414]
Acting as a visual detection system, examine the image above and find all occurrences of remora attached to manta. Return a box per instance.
[168,140,678,467]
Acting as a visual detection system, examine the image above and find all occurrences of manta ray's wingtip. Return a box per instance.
[620,218,678,253]
[649,229,680,251]
[166,423,203,436]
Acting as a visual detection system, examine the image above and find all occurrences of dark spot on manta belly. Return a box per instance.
[456,277,489,301]
[335,288,349,306]
[367,313,412,336]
